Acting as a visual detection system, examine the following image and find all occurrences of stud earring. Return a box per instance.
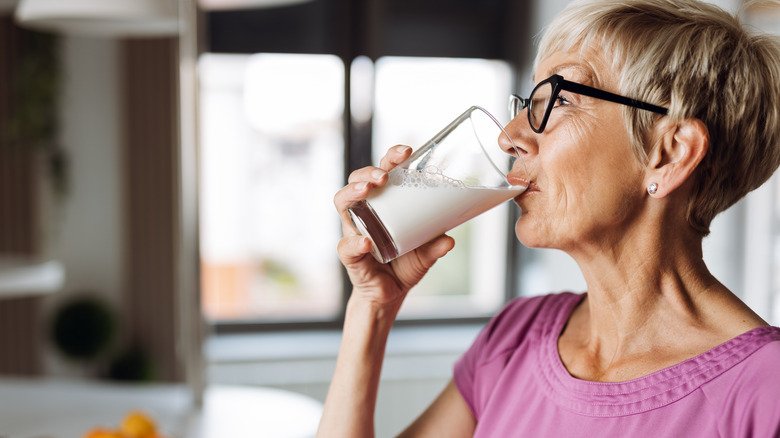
[647,182,658,195]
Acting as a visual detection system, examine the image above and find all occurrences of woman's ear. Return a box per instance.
[645,118,709,198]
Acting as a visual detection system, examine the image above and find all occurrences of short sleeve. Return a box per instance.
[453,319,489,416]
[453,293,572,418]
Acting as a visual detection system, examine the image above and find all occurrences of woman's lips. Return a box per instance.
[514,182,539,203]
[507,175,530,187]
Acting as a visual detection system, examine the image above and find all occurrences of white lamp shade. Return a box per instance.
[14,0,178,37]
[199,0,311,10]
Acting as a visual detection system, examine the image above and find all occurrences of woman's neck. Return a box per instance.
[562,219,764,380]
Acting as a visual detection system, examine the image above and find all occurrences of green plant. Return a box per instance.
[5,30,67,196]
[106,345,156,382]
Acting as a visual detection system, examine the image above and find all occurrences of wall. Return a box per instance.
[41,36,123,376]
[40,35,183,381]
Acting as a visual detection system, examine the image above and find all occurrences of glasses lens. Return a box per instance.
[529,82,553,131]
[509,95,522,120]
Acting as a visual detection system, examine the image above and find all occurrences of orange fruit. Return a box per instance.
[83,428,123,438]
[120,411,157,438]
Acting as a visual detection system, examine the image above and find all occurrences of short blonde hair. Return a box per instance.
[536,0,780,235]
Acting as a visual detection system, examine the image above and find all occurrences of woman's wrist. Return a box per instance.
[341,294,403,365]
[345,294,402,334]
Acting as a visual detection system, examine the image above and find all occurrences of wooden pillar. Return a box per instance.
[122,37,183,381]
[0,16,42,376]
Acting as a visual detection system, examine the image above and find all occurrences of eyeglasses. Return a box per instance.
[509,74,668,133]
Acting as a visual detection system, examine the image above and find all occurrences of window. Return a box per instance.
[199,53,344,322]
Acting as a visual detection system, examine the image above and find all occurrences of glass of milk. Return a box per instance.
[347,106,528,263]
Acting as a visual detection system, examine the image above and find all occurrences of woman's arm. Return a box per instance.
[317,297,400,437]
[319,306,476,438]
[398,380,476,437]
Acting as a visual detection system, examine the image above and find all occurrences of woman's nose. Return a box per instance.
[501,113,538,157]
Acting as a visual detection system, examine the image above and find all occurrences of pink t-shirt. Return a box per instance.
[454,292,780,437]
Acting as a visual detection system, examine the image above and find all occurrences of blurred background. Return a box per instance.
[0,0,778,436]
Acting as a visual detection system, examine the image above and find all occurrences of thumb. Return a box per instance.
[416,234,455,266]
[392,234,455,291]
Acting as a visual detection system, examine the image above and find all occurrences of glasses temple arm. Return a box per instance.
[561,80,668,115]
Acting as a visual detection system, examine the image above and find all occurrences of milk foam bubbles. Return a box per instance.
[364,167,525,257]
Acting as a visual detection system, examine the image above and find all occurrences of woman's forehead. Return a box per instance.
[533,50,607,87]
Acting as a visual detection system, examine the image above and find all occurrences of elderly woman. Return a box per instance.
[320,0,780,436]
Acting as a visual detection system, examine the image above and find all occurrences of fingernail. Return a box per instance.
[371,169,385,180]
[355,182,367,191]
[397,146,411,154]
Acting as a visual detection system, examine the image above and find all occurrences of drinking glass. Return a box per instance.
[348,106,528,263]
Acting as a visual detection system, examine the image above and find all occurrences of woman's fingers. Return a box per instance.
[379,145,412,171]
[347,166,388,184]
[333,181,372,213]
[334,145,412,240]
[347,145,409,185]
[337,145,410,212]
[333,182,372,235]
[337,235,372,264]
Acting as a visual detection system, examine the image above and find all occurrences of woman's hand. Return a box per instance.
[333,145,455,310]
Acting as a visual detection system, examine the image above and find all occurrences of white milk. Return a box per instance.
[365,168,525,257]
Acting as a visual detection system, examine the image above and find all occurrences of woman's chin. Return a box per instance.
[515,219,548,248]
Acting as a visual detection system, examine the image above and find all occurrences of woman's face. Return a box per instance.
[506,50,647,252]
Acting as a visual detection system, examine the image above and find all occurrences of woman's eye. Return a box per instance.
[553,95,571,108]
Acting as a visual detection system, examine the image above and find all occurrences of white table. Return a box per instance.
[0,377,323,438]
[189,386,324,438]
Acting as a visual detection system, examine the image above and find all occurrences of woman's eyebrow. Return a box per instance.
[532,62,597,85]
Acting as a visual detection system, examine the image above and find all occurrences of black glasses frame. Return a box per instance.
[510,74,668,134]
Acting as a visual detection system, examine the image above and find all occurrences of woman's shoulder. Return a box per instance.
[727,331,780,393]
[722,329,780,391]
[700,327,780,436]
[704,326,780,388]
[477,292,582,361]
